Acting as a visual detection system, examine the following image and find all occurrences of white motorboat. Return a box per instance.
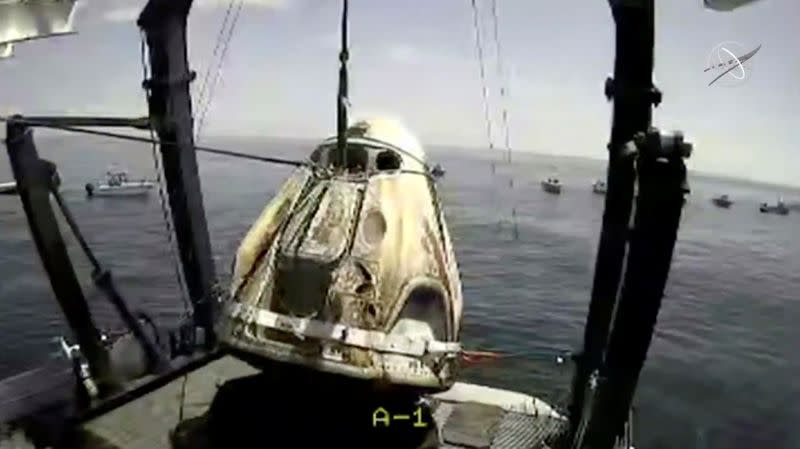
[431,163,445,179]
[592,179,607,194]
[85,169,154,197]
[541,177,562,194]
[711,194,733,208]
[0,181,17,195]
[759,198,789,215]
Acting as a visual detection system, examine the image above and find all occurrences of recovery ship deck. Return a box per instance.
[0,356,631,449]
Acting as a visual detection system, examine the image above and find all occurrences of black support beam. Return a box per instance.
[138,0,218,346]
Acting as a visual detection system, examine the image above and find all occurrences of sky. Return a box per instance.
[0,0,798,186]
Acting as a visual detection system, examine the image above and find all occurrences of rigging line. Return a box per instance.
[177,374,189,422]
[489,0,518,240]
[195,0,245,144]
[489,0,512,165]
[336,0,350,171]
[140,31,191,314]
[469,0,495,156]
[470,0,511,237]
[194,0,236,120]
[0,116,309,168]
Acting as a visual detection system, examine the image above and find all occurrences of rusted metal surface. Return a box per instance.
[219,118,463,391]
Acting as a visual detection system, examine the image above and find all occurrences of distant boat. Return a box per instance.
[2,169,61,195]
[541,177,561,194]
[759,198,789,215]
[85,169,154,197]
[431,163,445,179]
[0,181,17,195]
[592,179,607,195]
[0,43,12,59]
[711,194,733,208]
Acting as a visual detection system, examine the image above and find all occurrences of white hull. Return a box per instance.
[542,181,561,194]
[91,183,153,197]
[0,181,17,195]
[592,180,607,195]
[759,204,789,215]
[711,196,733,208]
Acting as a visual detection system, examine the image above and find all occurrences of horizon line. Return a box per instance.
[31,131,800,191]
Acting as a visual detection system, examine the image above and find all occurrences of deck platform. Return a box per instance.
[1,356,630,449]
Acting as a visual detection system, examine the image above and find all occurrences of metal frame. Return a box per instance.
[0,0,221,435]
[138,0,219,345]
[4,118,118,395]
[569,1,690,448]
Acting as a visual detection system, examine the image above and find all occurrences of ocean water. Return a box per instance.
[0,134,799,449]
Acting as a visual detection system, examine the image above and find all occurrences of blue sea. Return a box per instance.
[1,134,798,448]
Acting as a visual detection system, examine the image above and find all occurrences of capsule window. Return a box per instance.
[375,150,401,171]
[327,144,369,173]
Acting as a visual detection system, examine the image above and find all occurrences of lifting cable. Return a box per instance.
[488,0,518,239]
[469,0,518,239]
[469,0,495,164]
[193,0,236,117]
[489,0,512,166]
[0,116,307,168]
[194,0,245,144]
[139,31,192,316]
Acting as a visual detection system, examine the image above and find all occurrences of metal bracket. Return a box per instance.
[604,76,662,107]
[142,70,197,89]
[570,370,604,449]
[56,337,99,401]
[632,126,693,160]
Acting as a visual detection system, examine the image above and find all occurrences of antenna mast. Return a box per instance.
[336,0,350,169]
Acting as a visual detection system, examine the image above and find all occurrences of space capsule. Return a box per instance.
[218,118,464,392]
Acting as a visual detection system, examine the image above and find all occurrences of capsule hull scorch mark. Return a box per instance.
[218,118,464,392]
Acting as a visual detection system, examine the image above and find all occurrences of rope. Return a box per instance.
[193,0,236,117]
[469,0,495,155]
[336,0,350,171]
[178,374,189,422]
[470,0,519,239]
[489,0,512,165]
[461,348,571,365]
[140,31,192,315]
[195,0,244,144]
[488,0,518,239]
[0,116,308,167]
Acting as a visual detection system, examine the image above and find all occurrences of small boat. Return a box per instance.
[0,181,17,195]
[85,169,154,197]
[711,194,733,208]
[541,177,561,194]
[0,43,12,59]
[431,163,445,179]
[759,198,789,215]
[220,118,463,392]
[592,179,607,195]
